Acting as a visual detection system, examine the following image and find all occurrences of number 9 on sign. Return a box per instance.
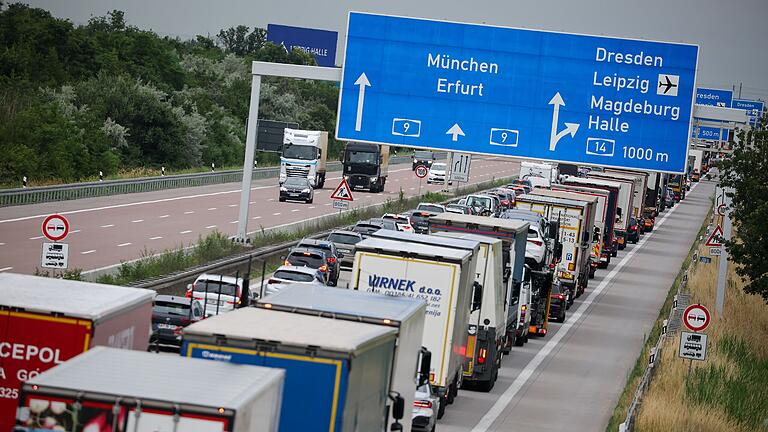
[392,118,421,137]
[489,128,519,147]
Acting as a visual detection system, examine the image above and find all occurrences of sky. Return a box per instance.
[19,0,768,100]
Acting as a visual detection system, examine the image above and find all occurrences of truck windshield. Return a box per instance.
[347,151,377,164]
[466,196,491,209]
[283,144,317,160]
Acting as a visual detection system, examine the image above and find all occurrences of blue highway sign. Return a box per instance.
[696,88,733,107]
[267,24,338,67]
[732,99,764,126]
[337,12,699,173]
[694,126,726,141]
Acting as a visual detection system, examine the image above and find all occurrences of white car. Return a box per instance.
[186,274,245,317]
[416,202,446,214]
[426,162,452,185]
[382,213,415,232]
[264,266,326,297]
[411,383,439,432]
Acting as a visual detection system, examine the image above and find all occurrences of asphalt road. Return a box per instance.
[428,179,714,432]
[0,158,519,275]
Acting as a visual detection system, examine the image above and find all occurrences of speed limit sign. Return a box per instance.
[415,165,429,179]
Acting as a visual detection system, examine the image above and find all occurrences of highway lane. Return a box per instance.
[437,179,714,432]
[0,158,519,274]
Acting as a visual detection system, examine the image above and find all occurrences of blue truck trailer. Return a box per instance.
[182,307,398,432]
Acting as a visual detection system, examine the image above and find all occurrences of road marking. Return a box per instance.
[409,187,415,190]
[159,214,170,219]
[324,203,332,206]
[131,219,144,223]
[208,207,217,211]
[252,216,262,220]
[100,224,114,228]
[81,250,96,255]
[273,212,281,216]
[29,236,43,240]
[230,220,239,224]
[0,267,13,272]
[179,230,192,234]
[268,198,275,202]
[149,236,163,240]
[0,242,4,246]
[228,204,237,207]
[184,211,195,214]
[309,206,316,209]
[250,201,256,204]
[470,181,702,432]
[117,242,132,247]
[291,209,300,212]
[70,229,81,234]
[205,225,217,229]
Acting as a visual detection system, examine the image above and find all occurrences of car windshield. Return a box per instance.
[527,229,539,238]
[154,301,190,316]
[347,151,377,164]
[284,177,309,188]
[287,252,325,268]
[417,204,444,213]
[273,270,314,282]
[466,196,491,208]
[282,144,316,160]
[431,163,446,171]
[328,233,362,244]
[194,280,239,297]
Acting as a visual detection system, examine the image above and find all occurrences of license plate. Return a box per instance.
[339,249,351,254]
[157,323,177,330]
[618,238,625,244]
[289,193,299,196]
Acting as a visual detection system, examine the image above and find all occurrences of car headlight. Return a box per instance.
[280,187,287,192]
[302,189,311,193]
[370,176,378,182]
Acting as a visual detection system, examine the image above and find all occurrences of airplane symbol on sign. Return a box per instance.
[657,74,679,96]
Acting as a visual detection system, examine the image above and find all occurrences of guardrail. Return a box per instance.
[0,156,413,207]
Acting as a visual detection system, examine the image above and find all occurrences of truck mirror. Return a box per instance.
[390,392,405,420]
[240,279,251,308]
[472,281,483,312]
[554,243,563,258]
[593,227,601,243]
[418,347,432,387]
[548,223,559,239]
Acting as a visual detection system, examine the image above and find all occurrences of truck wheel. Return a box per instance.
[437,394,447,419]
[447,381,456,404]
[477,377,495,392]
[514,335,525,346]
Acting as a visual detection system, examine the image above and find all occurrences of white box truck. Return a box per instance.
[280,128,328,188]
[520,161,559,188]
[257,284,426,432]
[16,347,284,432]
[590,171,643,219]
[582,175,634,249]
[350,237,474,419]
[551,184,613,269]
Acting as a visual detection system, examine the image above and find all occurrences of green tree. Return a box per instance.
[217,25,266,56]
[718,118,768,302]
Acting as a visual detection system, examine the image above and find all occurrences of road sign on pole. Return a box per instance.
[705,225,724,247]
[337,12,699,173]
[332,200,350,210]
[732,99,765,126]
[695,87,733,108]
[414,165,429,179]
[450,153,472,182]
[683,304,711,332]
[330,178,355,201]
[679,331,708,361]
[42,214,69,242]
[41,242,69,269]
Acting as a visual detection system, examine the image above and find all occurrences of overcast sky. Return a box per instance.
[20,0,768,100]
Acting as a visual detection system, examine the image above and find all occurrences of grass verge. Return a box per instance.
[605,204,713,432]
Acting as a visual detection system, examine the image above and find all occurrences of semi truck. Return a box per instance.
[585,175,634,249]
[371,229,505,392]
[516,192,596,302]
[668,174,686,201]
[520,161,559,188]
[183,307,401,432]
[342,141,390,192]
[427,214,545,341]
[562,176,624,256]
[551,184,615,269]
[256,284,427,432]
[280,128,328,188]
[645,172,666,215]
[591,171,645,220]
[16,347,284,432]
[0,273,153,431]
[689,149,704,180]
[412,150,435,170]
[350,237,475,419]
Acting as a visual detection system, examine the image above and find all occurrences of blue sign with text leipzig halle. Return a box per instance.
[267,24,337,67]
[337,13,699,173]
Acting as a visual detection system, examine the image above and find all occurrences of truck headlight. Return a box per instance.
[370,176,378,183]
[302,189,311,193]
[280,187,287,192]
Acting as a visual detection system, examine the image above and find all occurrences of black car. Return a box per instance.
[296,238,341,286]
[548,283,567,323]
[284,247,331,283]
[279,177,314,203]
[408,210,435,234]
[627,217,641,244]
[352,218,398,237]
[150,295,203,350]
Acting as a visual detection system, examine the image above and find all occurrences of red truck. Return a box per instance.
[0,273,153,430]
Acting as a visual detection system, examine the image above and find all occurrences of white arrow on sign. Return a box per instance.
[548,92,580,151]
[354,73,371,132]
[446,123,465,142]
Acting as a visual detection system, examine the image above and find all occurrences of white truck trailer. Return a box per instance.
[257,284,426,432]
[582,175,634,250]
[17,347,284,432]
[520,161,559,188]
[350,237,474,419]
[551,184,613,269]
[280,128,328,188]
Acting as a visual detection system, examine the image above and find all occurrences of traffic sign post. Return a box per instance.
[450,153,472,183]
[679,331,708,362]
[683,304,711,332]
[695,87,733,108]
[42,214,69,242]
[415,164,428,196]
[41,242,69,269]
[330,178,354,212]
[337,12,699,173]
[732,99,764,126]
[705,225,723,247]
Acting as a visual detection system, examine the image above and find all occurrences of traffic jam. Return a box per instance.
[1,155,710,432]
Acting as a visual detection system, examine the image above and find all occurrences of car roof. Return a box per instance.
[196,274,242,285]
[288,247,327,257]
[274,265,322,277]
[298,238,333,247]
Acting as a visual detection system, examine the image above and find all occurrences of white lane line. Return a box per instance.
[100,224,114,228]
[268,198,275,202]
[205,225,217,229]
[409,187,415,190]
[324,203,332,206]
[117,242,132,247]
[179,230,192,234]
[252,216,262,220]
[228,204,237,207]
[0,242,5,246]
[29,235,44,240]
[471,181,703,432]
[250,201,256,204]
[291,209,300,212]
[309,206,316,209]
[272,212,281,216]
[158,214,170,219]
[230,220,239,224]
[81,250,96,255]
[149,236,163,240]
[207,207,217,211]
[70,230,81,234]
[184,211,195,215]
[0,267,13,272]
[131,219,144,223]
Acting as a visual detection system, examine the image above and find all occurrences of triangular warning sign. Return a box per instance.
[330,178,354,201]
[705,225,724,247]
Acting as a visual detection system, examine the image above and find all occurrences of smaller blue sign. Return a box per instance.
[732,99,765,126]
[696,88,733,107]
[693,126,725,141]
[267,24,338,67]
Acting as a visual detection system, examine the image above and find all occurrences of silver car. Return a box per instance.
[326,230,363,269]
[411,383,438,432]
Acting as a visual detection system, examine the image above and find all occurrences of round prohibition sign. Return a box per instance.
[717,204,726,216]
[415,165,429,179]
[683,304,710,332]
[42,214,70,242]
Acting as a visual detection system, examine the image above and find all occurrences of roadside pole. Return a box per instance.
[235,74,261,243]
[716,186,732,315]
